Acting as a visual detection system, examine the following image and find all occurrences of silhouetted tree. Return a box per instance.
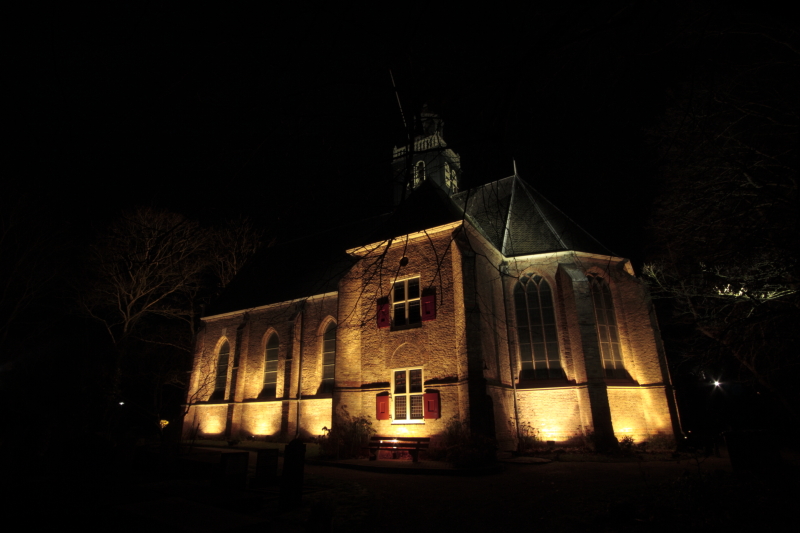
[645,9,799,423]
[82,207,263,432]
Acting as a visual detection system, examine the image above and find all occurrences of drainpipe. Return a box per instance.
[294,308,304,439]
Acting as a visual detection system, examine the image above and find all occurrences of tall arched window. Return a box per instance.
[320,321,336,394]
[414,161,425,188]
[588,275,626,379]
[262,333,279,399]
[515,274,563,380]
[213,340,230,400]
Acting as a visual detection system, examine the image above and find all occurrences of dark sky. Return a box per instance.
[13,2,790,266]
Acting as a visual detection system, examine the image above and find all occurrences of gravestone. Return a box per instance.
[252,448,279,487]
[215,451,249,490]
[280,439,306,505]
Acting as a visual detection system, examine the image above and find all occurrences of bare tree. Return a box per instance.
[84,207,208,348]
[83,207,266,432]
[82,207,210,430]
[644,9,800,421]
[208,215,264,292]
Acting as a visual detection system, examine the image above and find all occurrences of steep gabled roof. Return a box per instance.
[206,174,615,318]
[365,179,464,244]
[204,182,463,318]
[453,175,615,257]
[204,216,378,317]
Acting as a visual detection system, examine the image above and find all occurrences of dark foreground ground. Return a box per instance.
[7,446,798,532]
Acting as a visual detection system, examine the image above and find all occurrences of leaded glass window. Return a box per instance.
[320,321,336,394]
[589,275,626,379]
[262,334,279,398]
[515,274,564,380]
[393,368,423,422]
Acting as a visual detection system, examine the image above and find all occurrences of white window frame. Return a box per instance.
[391,276,421,327]
[391,367,425,424]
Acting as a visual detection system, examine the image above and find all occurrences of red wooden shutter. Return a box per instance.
[423,392,440,419]
[376,393,390,420]
[421,295,436,321]
[377,301,390,328]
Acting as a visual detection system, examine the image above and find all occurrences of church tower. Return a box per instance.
[392,107,462,204]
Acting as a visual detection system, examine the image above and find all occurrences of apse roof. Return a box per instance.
[453,175,615,257]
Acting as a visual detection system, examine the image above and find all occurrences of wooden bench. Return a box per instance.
[366,436,430,463]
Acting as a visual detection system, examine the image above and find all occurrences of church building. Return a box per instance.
[184,111,681,451]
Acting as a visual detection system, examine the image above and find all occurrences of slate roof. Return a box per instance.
[364,179,464,244]
[205,175,614,317]
[453,175,615,257]
[204,217,376,317]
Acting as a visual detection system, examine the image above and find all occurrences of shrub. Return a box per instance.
[580,426,599,452]
[619,435,636,454]
[517,421,541,453]
[319,405,376,459]
[439,416,497,468]
[645,432,676,451]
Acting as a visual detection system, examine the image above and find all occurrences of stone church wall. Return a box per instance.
[183,223,679,449]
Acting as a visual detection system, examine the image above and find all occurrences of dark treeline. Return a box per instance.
[0,198,263,464]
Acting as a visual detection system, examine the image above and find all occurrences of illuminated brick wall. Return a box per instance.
[472,237,679,447]
[607,385,674,439]
[516,388,583,441]
[183,219,679,448]
[297,398,333,439]
[338,223,471,443]
[185,404,228,436]
[240,401,283,437]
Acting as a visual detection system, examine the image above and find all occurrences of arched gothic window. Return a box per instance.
[514,274,563,380]
[213,341,230,400]
[262,333,279,399]
[414,161,425,189]
[588,275,626,379]
[319,321,336,394]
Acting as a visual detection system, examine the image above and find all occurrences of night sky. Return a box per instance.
[11,2,793,266]
[8,5,637,261]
